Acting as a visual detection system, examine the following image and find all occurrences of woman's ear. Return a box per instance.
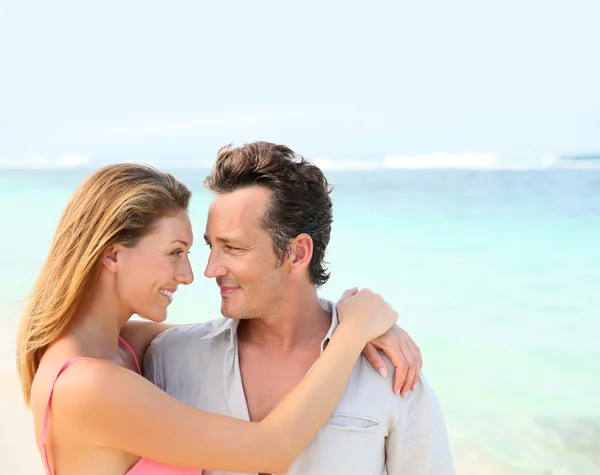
[102,245,119,273]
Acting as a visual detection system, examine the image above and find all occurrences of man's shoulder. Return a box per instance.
[354,354,441,408]
[151,317,231,349]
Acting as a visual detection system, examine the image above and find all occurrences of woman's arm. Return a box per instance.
[57,289,397,473]
[119,321,184,366]
[121,290,423,396]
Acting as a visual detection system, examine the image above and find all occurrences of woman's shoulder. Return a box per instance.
[32,354,146,421]
[32,356,117,404]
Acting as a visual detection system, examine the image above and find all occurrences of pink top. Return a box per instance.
[38,336,201,475]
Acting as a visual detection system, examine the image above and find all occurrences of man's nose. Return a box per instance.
[204,252,227,279]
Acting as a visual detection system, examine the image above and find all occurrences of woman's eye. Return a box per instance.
[171,249,184,257]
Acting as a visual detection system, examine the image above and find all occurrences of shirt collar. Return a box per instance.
[319,298,338,354]
[200,316,240,345]
[200,298,338,354]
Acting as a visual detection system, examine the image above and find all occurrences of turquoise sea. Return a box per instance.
[1,168,599,474]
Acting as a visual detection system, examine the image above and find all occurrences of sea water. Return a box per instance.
[1,168,599,474]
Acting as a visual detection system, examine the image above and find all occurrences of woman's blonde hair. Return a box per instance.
[16,163,191,405]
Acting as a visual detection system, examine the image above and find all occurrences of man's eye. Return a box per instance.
[225,245,239,252]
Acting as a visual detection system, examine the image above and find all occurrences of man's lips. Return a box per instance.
[219,286,239,296]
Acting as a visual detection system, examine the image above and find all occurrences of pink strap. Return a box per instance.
[39,357,87,475]
[118,336,141,374]
[40,338,138,474]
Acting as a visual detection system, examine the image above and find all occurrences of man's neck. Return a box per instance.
[237,288,332,352]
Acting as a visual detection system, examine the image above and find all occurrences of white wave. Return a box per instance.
[380,153,581,170]
[0,154,47,169]
[311,158,381,171]
[2,152,598,171]
[383,152,498,169]
[0,153,92,169]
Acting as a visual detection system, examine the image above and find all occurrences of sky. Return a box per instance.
[0,0,599,167]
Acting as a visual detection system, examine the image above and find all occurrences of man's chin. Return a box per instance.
[220,303,253,320]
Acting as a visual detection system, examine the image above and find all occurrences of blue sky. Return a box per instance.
[1,0,599,166]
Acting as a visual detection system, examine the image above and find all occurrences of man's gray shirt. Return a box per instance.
[144,301,455,474]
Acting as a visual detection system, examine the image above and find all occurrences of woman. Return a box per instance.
[16,163,408,474]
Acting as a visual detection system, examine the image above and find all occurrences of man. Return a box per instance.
[145,142,454,474]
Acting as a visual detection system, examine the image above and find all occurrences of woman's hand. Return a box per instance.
[336,288,398,345]
[363,326,423,397]
[337,287,423,398]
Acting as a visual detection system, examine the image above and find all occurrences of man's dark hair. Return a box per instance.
[204,141,333,287]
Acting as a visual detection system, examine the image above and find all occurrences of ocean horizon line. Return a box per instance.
[1,152,600,171]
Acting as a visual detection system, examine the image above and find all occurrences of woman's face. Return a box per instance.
[113,210,194,322]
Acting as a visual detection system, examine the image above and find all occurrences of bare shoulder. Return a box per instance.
[50,359,142,409]
[31,359,146,443]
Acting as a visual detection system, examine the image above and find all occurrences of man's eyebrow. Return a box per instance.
[171,239,190,246]
[203,234,243,244]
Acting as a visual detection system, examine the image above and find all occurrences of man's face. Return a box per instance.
[203,186,287,320]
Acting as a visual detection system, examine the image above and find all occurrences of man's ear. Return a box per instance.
[288,233,313,277]
[102,244,120,273]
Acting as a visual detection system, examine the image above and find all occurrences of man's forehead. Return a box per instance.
[205,187,270,237]
[208,188,270,221]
